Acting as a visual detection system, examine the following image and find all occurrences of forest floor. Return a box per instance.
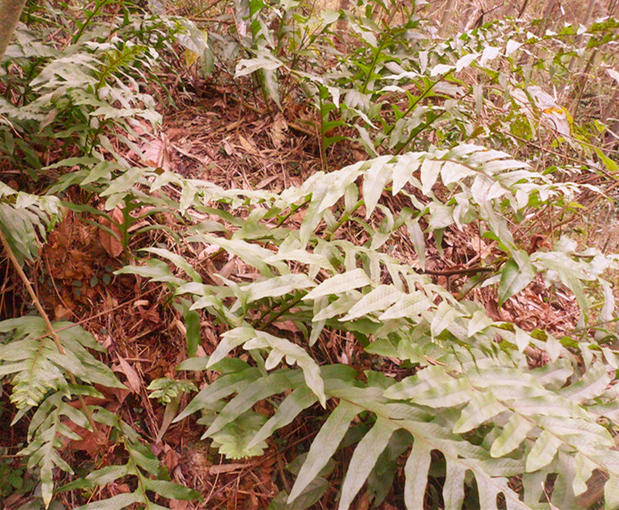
[1,2,618,509]
[10,62,594,510]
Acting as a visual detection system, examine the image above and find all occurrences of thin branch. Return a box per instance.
[419,266,494,276]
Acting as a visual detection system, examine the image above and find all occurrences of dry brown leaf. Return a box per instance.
[156,401,179,443]
[66,424,109,456]
[116,356,142,393]
[141,134,171,170]
[54,304,72,321]
[269,114,288,148]
[99,207,124,257]
[162,445,180,472]
[238,134,258,155]
[217,257,237,280]
[273,320,300,333]
[256,175,278,189]
[207,463,247,475]
[356,491,370,510]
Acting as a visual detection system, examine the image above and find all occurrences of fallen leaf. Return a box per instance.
[141,134,171,170]
[162,445,180,472]
[115,356,142,393]
[273,320,300,333]
[99,207,124,257]
[54,304,72,320]
[269,114,288,148]
[238,134,258,155]
[156,400,179,443]
[66,424,109,456]
[256,175,278,189]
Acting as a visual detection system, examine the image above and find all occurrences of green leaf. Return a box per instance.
[404,438,432,509]
[405,218,426,269]
[490,414,534,457]
[341,285,402,321]
[243,274,315,302]
[420,159,442,195]
[338,418,396,509]
[443,462,466,510]
[303,269,371,300]
[143,247,202,282]
[244,330,326,406]
[207,327,254,368]
[248,386,317,449]
[142,478,200,500]
[392,153,421,195]
[440,160,476,187]
[205,370,304,437]
[210,411,268,458]
[467,310,493,337]
[127,441,159,476]
[184,310,201,357]
[363,157,393,218]
[526,430,562,472]
[288,401,359,504]
[378,292,432,320]
[174,367,261,422]
[86,465,130,485]
[498,256,534,307]
[605,476,619,510]
[76,493,143,509]
[453,392,504,433]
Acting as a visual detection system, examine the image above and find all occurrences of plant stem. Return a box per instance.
[361,38,387,95]
[72,0,109,44]
[258,292,305,329]
[395,108,447,154]
[385,71,452,137]
[327,199,364,240]
[276,196,311,226]
[420,266,494,276]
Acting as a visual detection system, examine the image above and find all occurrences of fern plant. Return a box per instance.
[225,3,618,165]
[1,2,617,508]
[0,7,208,507]
[118,143,618,509]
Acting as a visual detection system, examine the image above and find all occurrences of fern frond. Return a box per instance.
[0,317,124,409]
[121,143,617,508]
[0,182,62,264]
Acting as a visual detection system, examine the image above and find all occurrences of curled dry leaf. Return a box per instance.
[99,207,124,257]
[269,113,288,148]
[141,134,171,170]
[115,356,142,393]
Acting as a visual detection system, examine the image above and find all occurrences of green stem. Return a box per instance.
[327,199,364,240]
[361,38,388,95]
[258,292,305,329]
[385,71,452,137]
[72,0,109,44]
[394,108,448,155]
[276,196,311,226]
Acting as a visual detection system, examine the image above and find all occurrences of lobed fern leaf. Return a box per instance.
[115,143,617,508]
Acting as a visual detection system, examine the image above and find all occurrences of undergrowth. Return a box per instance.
[0,0,617,509]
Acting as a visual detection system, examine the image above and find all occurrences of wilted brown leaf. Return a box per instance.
[141,134,171,170]
[99,207,124,257]
[115,356,142,393]
[269,114,288,148]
